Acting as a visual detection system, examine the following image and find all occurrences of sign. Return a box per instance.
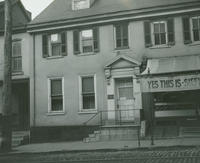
[141,74,200,92]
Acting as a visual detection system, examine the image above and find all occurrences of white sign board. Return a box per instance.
[141,74,200,93]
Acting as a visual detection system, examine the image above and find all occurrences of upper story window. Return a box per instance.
[144,18,175,47]
[153,21,167,45]
[12,40,22,72]
[114,23,129,49]
[73,27,99,55]
[72,0,89,10]
[42,32,67,58]
[191,16,200,42]
[182,15,200,44]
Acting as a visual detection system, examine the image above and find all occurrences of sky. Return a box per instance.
[0,0,54,19]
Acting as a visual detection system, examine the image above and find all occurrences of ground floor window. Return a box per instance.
[79,75,96,111]
[48,77,64,112]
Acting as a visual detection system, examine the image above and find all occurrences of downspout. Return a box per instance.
[33,34,36,126]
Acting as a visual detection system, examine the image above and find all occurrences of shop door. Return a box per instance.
[116,78,135,121]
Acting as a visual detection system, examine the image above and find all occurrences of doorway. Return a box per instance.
[115,78,135,121]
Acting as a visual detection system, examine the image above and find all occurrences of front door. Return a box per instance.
[116,78,135,121]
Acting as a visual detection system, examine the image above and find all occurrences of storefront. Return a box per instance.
[141,55,200,137]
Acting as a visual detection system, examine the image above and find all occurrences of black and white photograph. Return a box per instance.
[0,0,200,162]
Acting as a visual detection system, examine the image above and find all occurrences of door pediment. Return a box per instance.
[105,54,141,69]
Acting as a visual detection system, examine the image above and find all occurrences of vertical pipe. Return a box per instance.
[33,34,36,126]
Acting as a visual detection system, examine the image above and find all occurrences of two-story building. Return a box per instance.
[0,0,31,132]
[27,0,200,142]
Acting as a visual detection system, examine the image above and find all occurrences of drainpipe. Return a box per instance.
[33,34,36,126]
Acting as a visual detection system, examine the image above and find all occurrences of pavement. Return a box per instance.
[9,137,200,154]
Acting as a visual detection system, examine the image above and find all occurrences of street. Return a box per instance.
[1,146,200,163]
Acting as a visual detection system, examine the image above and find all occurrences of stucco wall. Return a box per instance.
[32,15,200,127]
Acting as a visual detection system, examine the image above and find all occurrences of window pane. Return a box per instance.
[82,77,94,93]
[83,94,95,109]
[122,24,128,38]
[116,25,121,39]
[51,34,59,42]
[160,23,166,33]
[52,44,61,56]
[51,97,63,111]
[116,39,122,47]
[154,23,159,33]
[160,33,166,44]
[119,87,133,100]
[12,41,21,57]
[192,18,199,29]
[123,38,128,47]
[82,29,93,53]
[154,34,160,45]
[193,30,200,41]
[51,79,62,95]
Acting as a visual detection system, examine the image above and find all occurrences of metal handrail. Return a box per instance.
[83,108,142,126]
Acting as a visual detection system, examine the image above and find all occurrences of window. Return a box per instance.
[12,40,22,72]
[73,27,99,54]
[115,24,129,49]
[144,19,175,47]
[191,16,200,41]
[79,75,96,111]
[42,32,67,58]
[153,21,167,45]
[81,29,93,53]
[48,78,64,112]
[73,0,89,10]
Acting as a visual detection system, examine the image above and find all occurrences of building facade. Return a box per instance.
[0,0,31,131]
[26,0,200,141]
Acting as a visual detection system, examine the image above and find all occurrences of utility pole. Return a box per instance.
[1,0,12,152]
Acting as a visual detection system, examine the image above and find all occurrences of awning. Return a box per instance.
[142,55,200,75]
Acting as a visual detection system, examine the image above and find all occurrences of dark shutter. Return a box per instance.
[42,34,49,58]
[167,18,175,45]
[73,30,80,55]
[93,27,99,52]
[182,16,192,44]
[61,31,67,56]
[144,21,152,47]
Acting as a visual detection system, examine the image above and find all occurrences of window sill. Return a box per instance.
[149,45,172,49]
[47,111,65,116]
[188,41,200,46]
[46,56,64,60]
[77,52,96,57]
[12,71,24,76]
[78,110,98,114]
[115,46,129,51]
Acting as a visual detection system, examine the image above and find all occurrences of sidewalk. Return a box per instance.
[10,137,200,154]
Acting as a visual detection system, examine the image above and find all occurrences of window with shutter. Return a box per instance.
[42,32,67,58]
[144,19,175,47]
[73,27,99,55]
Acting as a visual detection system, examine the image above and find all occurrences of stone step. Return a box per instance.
[179,127,200,138]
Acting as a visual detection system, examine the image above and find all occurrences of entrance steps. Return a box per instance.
[83,125,140,143]
[12,131,30,147]
[179,127,200,138]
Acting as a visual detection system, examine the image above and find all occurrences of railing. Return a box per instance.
[83,109,141,126]
[83,109,141,147]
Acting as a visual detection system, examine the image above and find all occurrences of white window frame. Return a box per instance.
[151,21,168,46]
[190,16,200,42]
[48,33,62,57]
[48,77,65,114]
[113,23,129,49]
[78,74,97,113]
[12,39,22,72]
